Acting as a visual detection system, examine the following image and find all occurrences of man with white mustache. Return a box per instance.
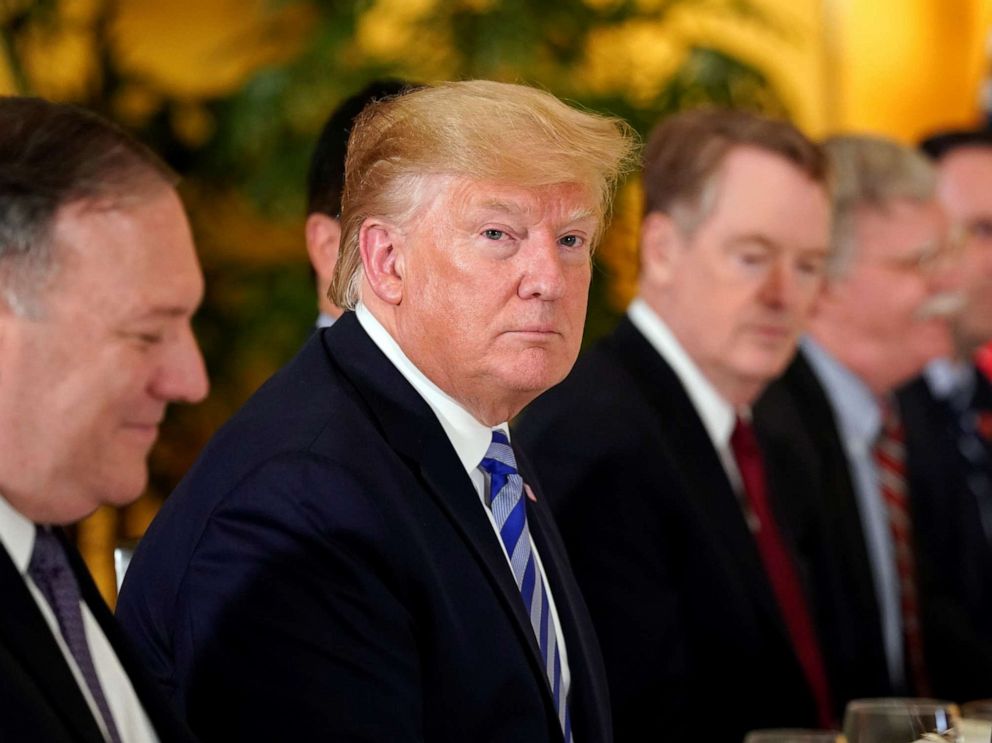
[755,134,964,702]
[892,128,992,702]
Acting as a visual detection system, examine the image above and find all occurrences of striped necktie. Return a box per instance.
[480,430,572,741]
[875,398,930,696]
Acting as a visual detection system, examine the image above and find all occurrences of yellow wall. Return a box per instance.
[6,0,991,142]
[825,0,992,141]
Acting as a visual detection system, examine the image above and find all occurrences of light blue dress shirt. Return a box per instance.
[801,336,905,691]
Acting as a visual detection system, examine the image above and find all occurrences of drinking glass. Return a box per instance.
[961,701,992,722]
[744,729,845,743]
[958,700,992,743]
[843,698,961,743]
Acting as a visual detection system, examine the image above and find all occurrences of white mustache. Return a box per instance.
[915,291,966,320]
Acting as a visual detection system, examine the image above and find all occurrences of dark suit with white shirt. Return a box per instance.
[0,528,194,742]
[516,316,838,742]
[116,312,610,742]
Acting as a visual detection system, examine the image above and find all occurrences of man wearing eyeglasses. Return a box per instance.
[755,135,964,704]
[890,129,992,702]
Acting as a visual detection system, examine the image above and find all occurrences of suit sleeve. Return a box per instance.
[176,453,424,743]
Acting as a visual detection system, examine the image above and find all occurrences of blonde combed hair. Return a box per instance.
[330,79,639,309]
[824,134,936,276]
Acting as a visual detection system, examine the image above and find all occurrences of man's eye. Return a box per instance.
[133,332,163,345]
[559,234,584,248]
[482,229,505,240]
[739,252,767,265]
[797,257,825,276]
[970,219,992,240]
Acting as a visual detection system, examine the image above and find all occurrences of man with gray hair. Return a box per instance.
[117,80,637,742]
[0,97,208,741]
[755,134,964,700]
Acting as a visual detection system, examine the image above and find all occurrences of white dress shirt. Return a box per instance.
[627,297,743,491]
[924,356,974,404]
[801,336,905,691]
[355,303,572,698]
[0,494,158,743]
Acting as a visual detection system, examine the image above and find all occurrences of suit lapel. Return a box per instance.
[518,450,611,743]
[0,539,105,743]
[59,534,192,742]
[608,318,786,633]
[325,314,560,719]
[789,351,883,630]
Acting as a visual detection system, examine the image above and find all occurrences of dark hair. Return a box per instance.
[305,79,414,217]
[642,107,827,233]
[0,96,176,314]
[919,128,992,160]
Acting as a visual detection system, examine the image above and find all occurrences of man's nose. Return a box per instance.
[758,259,798,309]
[518,236,569,301]
[152,327,210,404]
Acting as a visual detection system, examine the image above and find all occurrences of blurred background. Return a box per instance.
[2,0,991,601]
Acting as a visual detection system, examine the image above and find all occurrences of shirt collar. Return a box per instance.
[628,297,737,448]
[356,303,505,475]
[924,356,975,403]
[316,312,337,329]
[802,335,881,445]
[0,492,36,574]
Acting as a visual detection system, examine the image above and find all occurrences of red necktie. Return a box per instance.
[976,343,992,382]
[875,399,930,696]
[732,417,834,728]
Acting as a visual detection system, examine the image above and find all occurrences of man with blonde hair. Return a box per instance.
[517,108,837,741]
[117,80,637,742]
[755,134,964,701]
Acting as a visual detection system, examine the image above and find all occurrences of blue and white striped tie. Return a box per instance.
[480,430,572,741]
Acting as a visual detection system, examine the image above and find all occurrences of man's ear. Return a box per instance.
[359,218,404,305]
[305,213,342,284]
[639,211,683,289]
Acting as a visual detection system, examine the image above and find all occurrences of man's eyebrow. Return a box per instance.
[472,199,597,225]
[726,233,828,254]
[563,207,597,224]
[133,305,196,320]
[726,233,778,248]
[476,199,519,213]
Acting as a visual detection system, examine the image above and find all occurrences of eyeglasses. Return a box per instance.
[871,228,966,275]
[960,217,992,245]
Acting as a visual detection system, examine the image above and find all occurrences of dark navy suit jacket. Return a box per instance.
[898,367,992,701]
[517,318,836,743]
[0,530,194,742]
[116,312,610,742]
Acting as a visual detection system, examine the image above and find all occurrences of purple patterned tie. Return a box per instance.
[28,527,123,743]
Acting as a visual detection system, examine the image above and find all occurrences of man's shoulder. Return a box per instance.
[524,319,665,421]
[123,323,412,583]
[755,350,833,432]
[515,320,691,495]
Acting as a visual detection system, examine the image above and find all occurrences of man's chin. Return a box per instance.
[98,468,151,509]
